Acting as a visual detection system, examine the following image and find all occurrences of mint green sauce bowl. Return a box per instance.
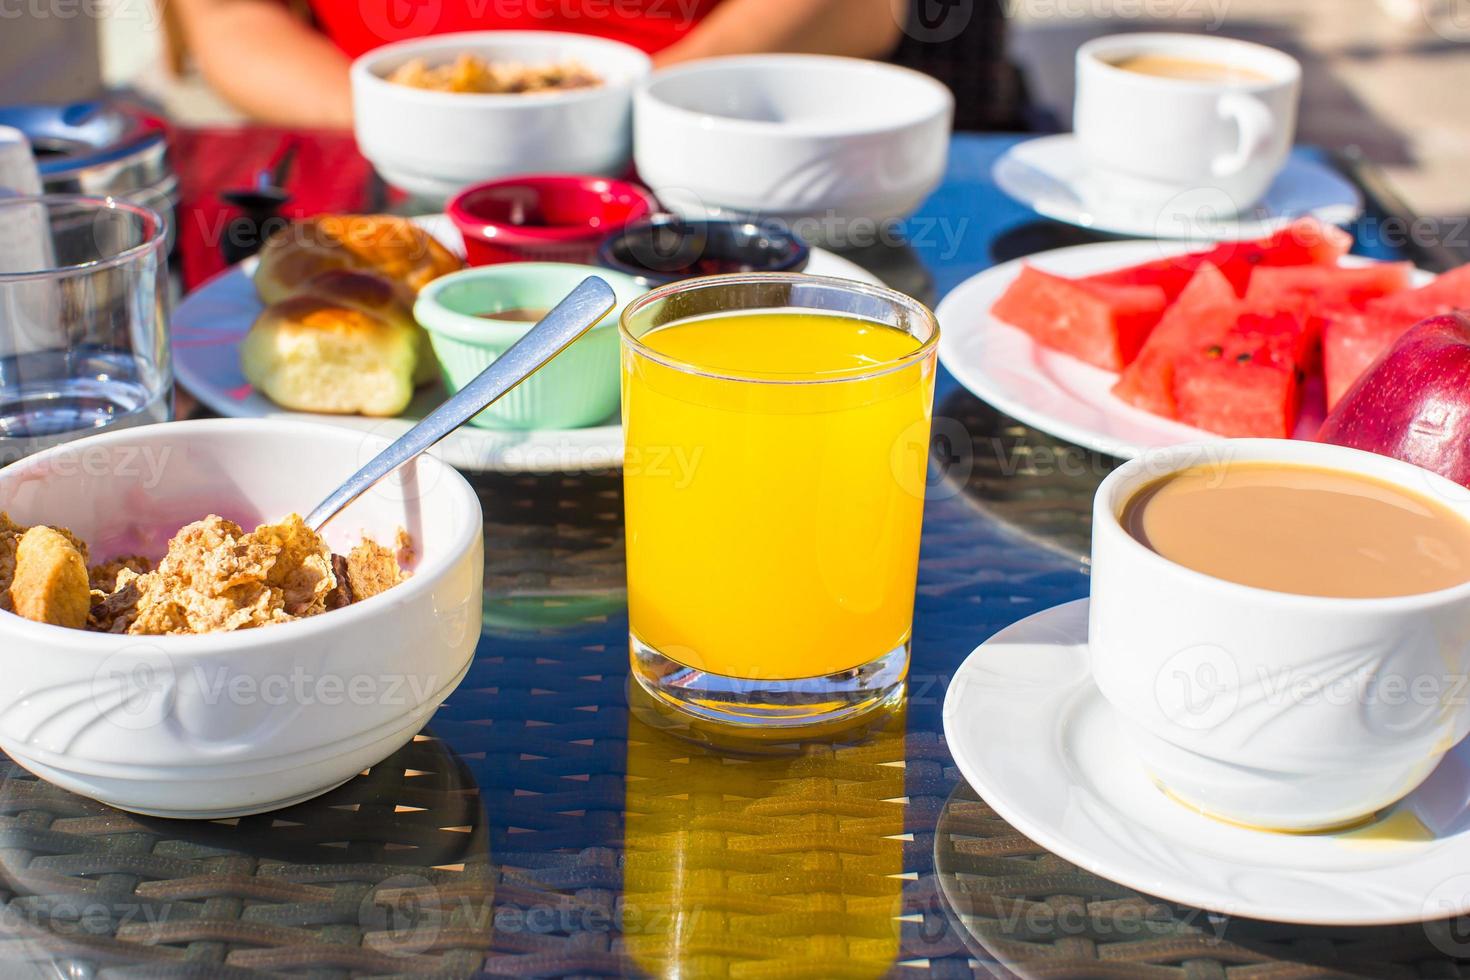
[414,263,647,430]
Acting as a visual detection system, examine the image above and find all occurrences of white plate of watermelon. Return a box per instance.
[935,219,1461,459]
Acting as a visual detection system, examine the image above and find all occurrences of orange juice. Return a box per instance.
[622,310,935,680]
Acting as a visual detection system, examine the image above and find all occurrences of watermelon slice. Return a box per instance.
[1173,336,1302,438]
[1085,218,1351,301]
[990,265,1168,371]
[1084,253,1203,302]
[1244,263,1413,310]
[1202,219,1353,296]
[1321,264,1470,408]
[1233,309,1317,368]
[1112,263,1237,417]
[1238,263,1414,375]
[1322,308,1416,410]
[1370,262,1470,314]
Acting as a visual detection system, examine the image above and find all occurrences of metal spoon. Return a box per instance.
[305,276,617,531]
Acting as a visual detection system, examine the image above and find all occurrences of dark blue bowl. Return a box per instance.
[596,217,810,288]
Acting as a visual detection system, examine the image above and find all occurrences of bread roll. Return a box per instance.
[301,267,416,313]
[296,269,439,385]
[241,295,419,417]
[254,214,462,305]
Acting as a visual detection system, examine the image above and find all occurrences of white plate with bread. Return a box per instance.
[172,213,884,472]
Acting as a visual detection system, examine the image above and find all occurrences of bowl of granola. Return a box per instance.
[0,419,484,818]
[351,31,652,203]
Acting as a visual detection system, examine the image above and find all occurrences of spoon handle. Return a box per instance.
[306,276,618,531]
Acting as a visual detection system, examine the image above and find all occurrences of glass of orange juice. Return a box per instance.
[620,273,938,727]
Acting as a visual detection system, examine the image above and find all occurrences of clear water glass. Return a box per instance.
[0,194,171,466]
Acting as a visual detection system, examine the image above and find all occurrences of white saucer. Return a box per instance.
[171,215,881,473]
[993,134,1364,241]
[943,598,1470,926]
[935,241,1433,459]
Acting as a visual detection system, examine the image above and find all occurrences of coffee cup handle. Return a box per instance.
[1212,92,1275,179]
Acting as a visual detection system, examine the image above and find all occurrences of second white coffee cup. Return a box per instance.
[1074,33,1301,216]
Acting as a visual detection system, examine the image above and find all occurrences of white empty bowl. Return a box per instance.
[633,55,953,241]
[352,31,652,202]
[0,419,483,818]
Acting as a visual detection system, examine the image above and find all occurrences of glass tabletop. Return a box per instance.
[2,134,1466,978]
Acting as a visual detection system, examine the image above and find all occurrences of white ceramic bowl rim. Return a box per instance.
[414,262,647,343]
[638,53,954,138]
[352,30,652,107]
[1096,438,1470,610]
[0,418,483,656]
[1078,32,1303,94]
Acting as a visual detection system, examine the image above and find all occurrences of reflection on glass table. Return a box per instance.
[930,387,1117,565]
[0,732,492,974]
[933,781,1463,979]
[624,685,906,978]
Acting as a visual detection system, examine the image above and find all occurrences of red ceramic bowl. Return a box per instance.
[447,175,658,266]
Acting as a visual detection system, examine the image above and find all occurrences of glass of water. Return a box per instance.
[0,194,171,465]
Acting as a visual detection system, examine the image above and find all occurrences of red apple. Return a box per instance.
[1318,313,1470,487]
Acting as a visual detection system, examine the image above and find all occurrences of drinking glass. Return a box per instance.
[620,273,938,727]
[0,194,171,466]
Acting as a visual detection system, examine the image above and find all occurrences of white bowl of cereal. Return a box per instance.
[0,419,483,818]
[351,31,652,203]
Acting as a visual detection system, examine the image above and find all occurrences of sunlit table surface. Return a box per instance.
[2,134,1464,979]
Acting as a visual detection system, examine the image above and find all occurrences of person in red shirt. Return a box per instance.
[174,0,906,127]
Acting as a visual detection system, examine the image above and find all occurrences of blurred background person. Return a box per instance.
[168,0,907,128]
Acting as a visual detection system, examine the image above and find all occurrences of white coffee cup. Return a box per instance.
[1089,439,1470,832]
[1074,33,1301,216]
